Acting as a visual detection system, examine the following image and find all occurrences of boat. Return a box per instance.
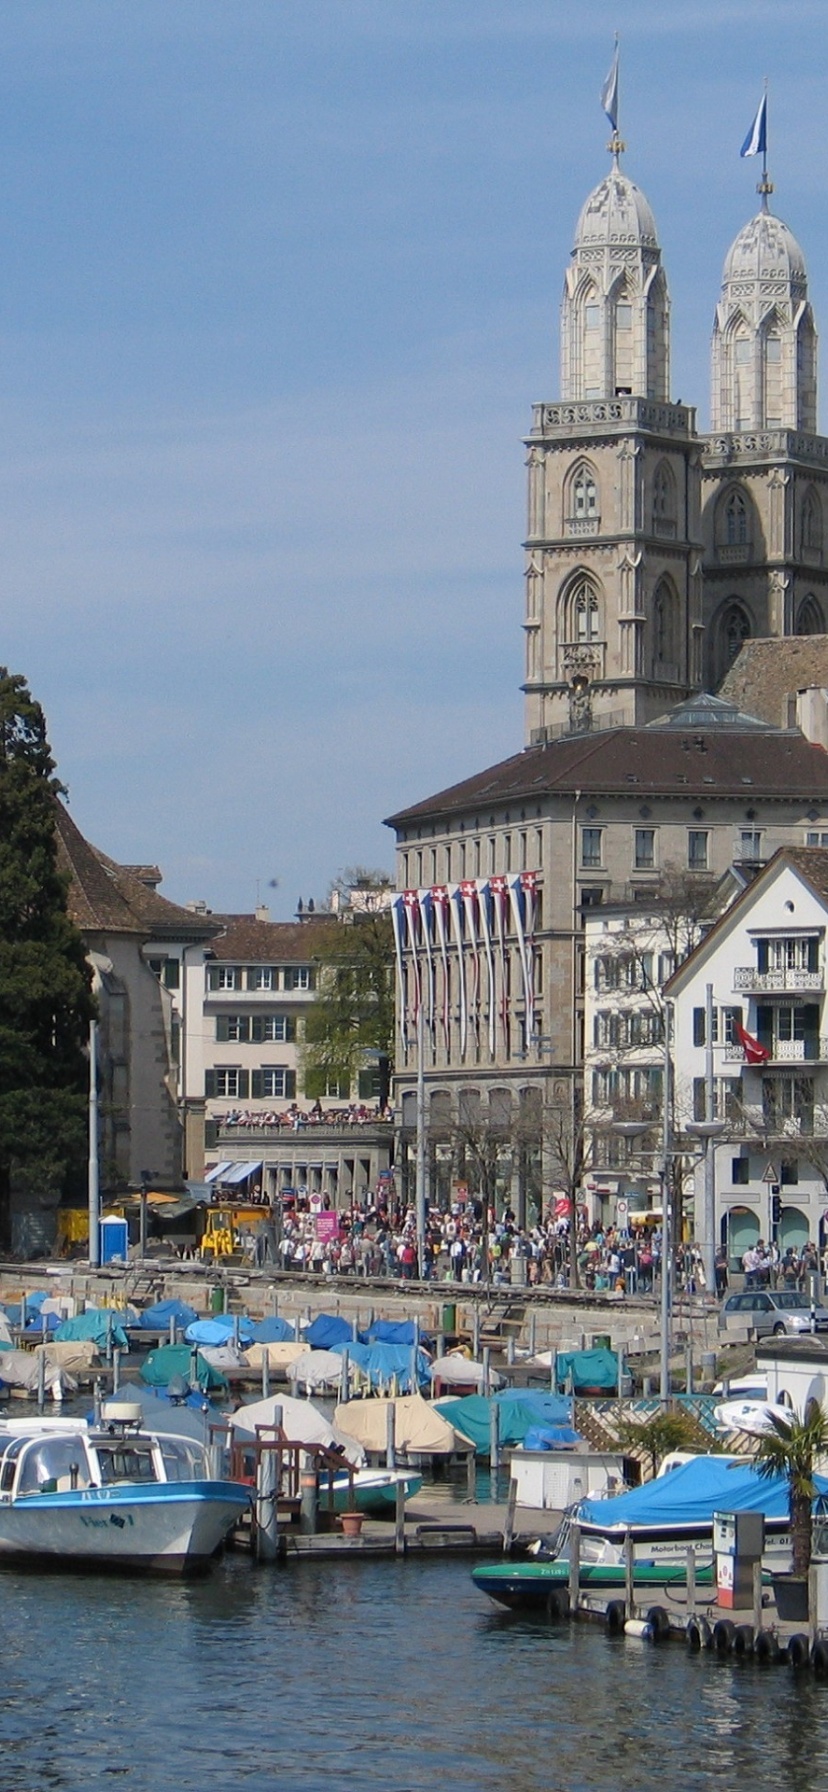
[328,1467,422,1516]
[472,1555,726,1612]
[0,1400,251,1574]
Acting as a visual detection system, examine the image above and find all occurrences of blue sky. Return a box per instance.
[2,0,827,915]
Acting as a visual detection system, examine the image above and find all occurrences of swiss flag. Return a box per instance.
[735,1021,771,1065]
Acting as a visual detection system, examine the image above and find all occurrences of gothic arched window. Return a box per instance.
[574,583,600,642]
[653,462,676,537]
[796,595,824,637]
[802,488,823,560]
[569,463,599,525]
[721,601,751,666]
[652,577,678,670]
[725,488,748,546]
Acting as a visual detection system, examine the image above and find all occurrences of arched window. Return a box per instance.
[725,489,748,546]
[652,577,678,670]
[802,488,823,560]
[567,462,599,530]
[763,327,782,428]
[796,595,824,636]
[653,462,676,537]
[574,584,600,642]
[720,601,751,667]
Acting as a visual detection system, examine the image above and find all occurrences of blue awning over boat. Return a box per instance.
[578,1454,828,1531]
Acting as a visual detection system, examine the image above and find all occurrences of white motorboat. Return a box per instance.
[0,1401,250,1574]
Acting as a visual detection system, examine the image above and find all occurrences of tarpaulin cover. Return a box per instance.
[24,1311,60,1334]
[434,1391,572,1454]
[331,1340,430,1392]
[555,1348,618,1393]
[304,1314,354,1350]
[54,1311,130,1350]
[230,1392,364,1466]
[429,1355,505,1390]
[136,1300,198,1330]
[364,1319,428,1349]
[140,1343,228,1392]
[185,1316,257,1347]
[246,1341,306,1372]
[523,1425,583,1451]
[288,1349,348,1390]
[578,1454,828,1532]
[334,1393,470,1457]
[250,1316,296,1344]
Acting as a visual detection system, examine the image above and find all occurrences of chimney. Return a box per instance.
[255,903,271,923]
[795,687,828,750]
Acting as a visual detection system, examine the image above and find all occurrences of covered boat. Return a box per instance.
[574,1454,828,1569]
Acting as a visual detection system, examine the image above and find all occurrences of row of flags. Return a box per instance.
[601,40,768,163]
[391,875,538,1059]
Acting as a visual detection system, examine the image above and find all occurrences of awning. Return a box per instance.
[223,1160,262,1185]
[205,1161,233,1184]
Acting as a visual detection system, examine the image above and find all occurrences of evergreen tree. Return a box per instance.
[0,669,94,1248]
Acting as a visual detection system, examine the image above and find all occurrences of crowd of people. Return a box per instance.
[738,1239,821,1292]
[219,1103,389,1131]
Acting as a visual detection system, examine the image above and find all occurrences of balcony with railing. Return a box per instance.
[722,1037,828,1066]
[732,966,824,994]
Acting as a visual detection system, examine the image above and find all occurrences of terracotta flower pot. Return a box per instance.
[338,1510,365,1539]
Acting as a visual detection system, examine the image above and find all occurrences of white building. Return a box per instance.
[665,847,828,1270]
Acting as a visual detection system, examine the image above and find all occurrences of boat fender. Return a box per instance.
[623,1618,653,1641]
[754,1629,778,1666]
[645,1605,670,1643]
[605,1600,626,1637]
[685,1616,711,1652]
[546,1591,567,1623]
[712,1619,736,1655]
[811,1639,828,1677]
[788,1633,811,1670]
[732,1625,755,1658]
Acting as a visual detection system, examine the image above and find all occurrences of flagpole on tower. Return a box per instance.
[601,35,625,165]
[741,81,772,209]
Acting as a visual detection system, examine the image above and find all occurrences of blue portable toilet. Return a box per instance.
[99,1215,129,1264]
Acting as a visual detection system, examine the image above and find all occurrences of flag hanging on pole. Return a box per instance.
[601,41,619,131]
[741,92,767,158]
[735,1021,770,1065]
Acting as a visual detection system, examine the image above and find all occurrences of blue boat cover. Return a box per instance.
[54,1311,130,1349]
[578,1454,828,1531]
[523,1425,583,1451]
[555,1348,618,1393]
[305,1314,354,1350]
[331,1340,430,1392]
[434,1391,572,1453]
[136,1299,198,1330]
[250,1316,296,1343]
[24,1311,60,1334]
[364,1319,428,1348]
[185,1315,256,1347]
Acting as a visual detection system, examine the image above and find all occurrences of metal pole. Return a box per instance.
[386,1400,396,1470]
[702,982,716,1294]
[88,1016,100,1268]
[415,1001,427,1278]
[660,1001,673,1404]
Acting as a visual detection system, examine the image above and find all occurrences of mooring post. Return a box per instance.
[529,1311,537,1358]
[256,1448,280,1561]
[550,1350,558,1396]
[507,1334,516,1367]
[624,1528,635,1621]
[466,1447,477,1501]
[386,1400,396,1471]
[105,1310,113,1365]
[93,1379,102,1426]
[472,1304,480,1359]
[20,1293,27,1335]
[395,1476,406,1555]
[482,1346,491,1397]
[489,1399,501,1483]
[36,1347,46,1410]
[810,1566,819,1651]
[568,1520,581,1618]
[169,1315,176,1347]
[616,1345,624,1402]
[753,1558,763,1637]
[685,1337,694,1396]
[299,1452,318,1536]
[339,1347,350,1407]
[686,1545,696,1619]
[502,1477,518,1554]
[112,1348,121,1394]
[262,1349,271,1400]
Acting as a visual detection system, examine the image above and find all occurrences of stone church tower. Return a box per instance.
[702,183,828,687]
[524,145,704,745]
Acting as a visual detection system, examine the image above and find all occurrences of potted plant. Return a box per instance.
[754,1397,828,1622]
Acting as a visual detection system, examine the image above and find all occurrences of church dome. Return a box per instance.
[575,168,659,252]
[722,210,807,290]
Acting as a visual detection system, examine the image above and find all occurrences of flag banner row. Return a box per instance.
[391,874,538,1058]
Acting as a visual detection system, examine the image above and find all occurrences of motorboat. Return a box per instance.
[0,1400,250,1574]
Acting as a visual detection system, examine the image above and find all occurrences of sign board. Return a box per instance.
[616,1198,629,1224]
[315,1212,340,1244]
[762,1162,778,1184]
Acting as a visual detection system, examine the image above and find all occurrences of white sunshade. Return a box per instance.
[223,1161,263,1185]
[204,1162,233,1184]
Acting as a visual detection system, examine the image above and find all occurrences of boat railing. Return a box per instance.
[226,1423,356,1519]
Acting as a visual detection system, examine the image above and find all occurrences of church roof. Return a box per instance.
[54,803,217,940]
[721,209,807,290]
[718,636,828,728]
[385,708,828,829]
[574,167,659,252]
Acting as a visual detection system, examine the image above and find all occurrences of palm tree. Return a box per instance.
[754,1398,828,1580]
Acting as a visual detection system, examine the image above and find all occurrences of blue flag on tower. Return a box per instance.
[741,92,767,158]
[601,43,619,132]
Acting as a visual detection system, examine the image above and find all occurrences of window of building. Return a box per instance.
[585,305,600,330]
[634,828,656,871]
[802,489,823,558]
[725,488,748,544]
[251,1015,295,1043]
[721,603,751,666]
[734,339,751,365]
[616,303,632,329]
[581,827,603,869]
[806,831,828,848]
[780,1160,799,1186]
[283,967,312,991]
[757,936,819,974]
[652,464,676,538]
[258,1067,290,1099]
[162,959,180,990]
[575,585,600,641]
[762,1075,814,1135]
[215,967,239,991]
[209,1067,249,1099]
[216,1015,249,1043]
[739,829,762,860]
[572,468,598,518]
[732,1157,750,1185]
[688,830,709,871]
[252,968,274,990]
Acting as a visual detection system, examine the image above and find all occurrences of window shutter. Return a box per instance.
[308,969,316,991]
[283,968,294,990]
[216,1016,229,1042]
[251,1016,263,1043]
[246,968,257,990]
[238,1070,250,1099]
[809,937,819,973]
[239,1016,250,1043]
[251,1071,263,1099]
[286,1017,296,1043]
[205,1070,217,1098]
[208,966,220,990]
[757,939,768,973]
[693,1008,705,1047]
[285,1070,296,1099]
[358,1069,375,1100]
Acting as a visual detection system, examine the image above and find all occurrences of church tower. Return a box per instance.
[702,158,828,687]
[524,133,703,744]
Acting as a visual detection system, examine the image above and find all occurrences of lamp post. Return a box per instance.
[685,1117,728,1296]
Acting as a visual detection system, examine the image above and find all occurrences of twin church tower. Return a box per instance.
[524,134,827,744]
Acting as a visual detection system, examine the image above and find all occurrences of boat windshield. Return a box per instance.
[158,1437,205,1482]
[95,1441,159,1485]
[16,1435,92,1496]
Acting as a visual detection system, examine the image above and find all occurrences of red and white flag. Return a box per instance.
[735,1022,770,1065]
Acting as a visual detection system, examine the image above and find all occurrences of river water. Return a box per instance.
[2,1551,828,1791]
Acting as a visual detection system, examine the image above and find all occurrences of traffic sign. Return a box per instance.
[616,1198,629,1223]
[762,1162,778,1184]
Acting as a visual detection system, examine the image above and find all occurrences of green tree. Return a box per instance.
[754,1398,828,1580]
[0,669,94,1247]
[615,1410,704,1481]
[302,913,394,1105]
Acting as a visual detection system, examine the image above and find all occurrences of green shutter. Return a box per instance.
[205,1070,216,1098]
[308,968,316,991]
[251,1016,263,1043]
[239,1016,250,1043]
[285,1070,296,1099]
[284,968,295,990]
[238,1070,250,1099]
[251,1071,263,1099]
[216,1016,229,1042]
[246,968,257,990]
[208,966,220,990]
[286,1017,296,1043]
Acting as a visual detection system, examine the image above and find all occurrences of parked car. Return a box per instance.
[719,1290,828,1337]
